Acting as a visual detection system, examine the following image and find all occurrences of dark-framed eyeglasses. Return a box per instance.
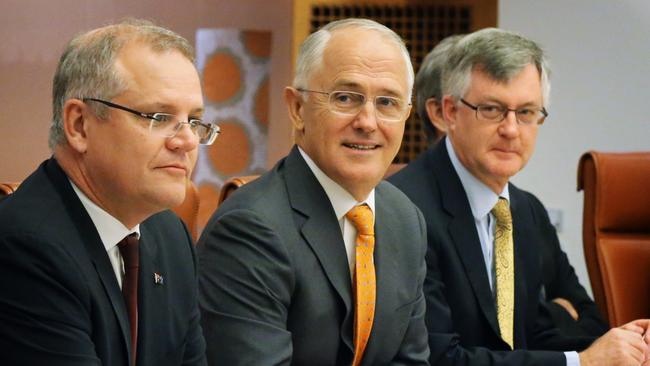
[83,98,221,145]
[296,88,411,123]
[460,98,548,126]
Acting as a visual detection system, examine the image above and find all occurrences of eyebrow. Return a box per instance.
[144,103,204,115]
[479,97,542,108]
[333,80,404,98]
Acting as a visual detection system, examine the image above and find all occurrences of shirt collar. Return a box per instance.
[446,138,510,220]
[298,147,375,220]
[70,180,140,251]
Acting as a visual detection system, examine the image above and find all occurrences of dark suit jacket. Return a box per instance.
[388,140,595,366]
[198,146,430,365]
[0,158,206,366]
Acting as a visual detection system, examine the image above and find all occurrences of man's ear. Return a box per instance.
[62,99,90,153]
[441,95,458,131]
[425,97,447,134]
[284,87,305,133]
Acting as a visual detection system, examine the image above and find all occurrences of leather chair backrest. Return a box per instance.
[0,182,20,197]
[171,179,201,242]
[217,175,260,206]
[577,151,650,326]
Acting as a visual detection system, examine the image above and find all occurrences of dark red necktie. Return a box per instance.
[118,233,139,366]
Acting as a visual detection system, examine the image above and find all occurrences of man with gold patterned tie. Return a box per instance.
[198,18,429,365]
[389,27,650,365]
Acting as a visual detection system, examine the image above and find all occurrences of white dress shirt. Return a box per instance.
[446,138,580,366]
[70,181,140,289]
[299,147,375,278]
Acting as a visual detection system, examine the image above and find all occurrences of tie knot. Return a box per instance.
[491,198,512,227]
[118,233,140,268]
[346,204,374,236]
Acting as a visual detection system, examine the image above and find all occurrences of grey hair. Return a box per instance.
[293,18,414,100]
[442,28,550,108]
[48,18,194,149]
[415,34,464,143]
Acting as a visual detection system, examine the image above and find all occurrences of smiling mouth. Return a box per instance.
[343,143,379,150]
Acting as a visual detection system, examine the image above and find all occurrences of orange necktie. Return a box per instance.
[346,204,376,366]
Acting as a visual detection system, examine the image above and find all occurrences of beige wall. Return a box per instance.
[0,0,293,182]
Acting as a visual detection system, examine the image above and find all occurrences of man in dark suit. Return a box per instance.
[0,20,219,365]
[389,28,649,365]
[198,18,429,365]
[415,34,608,339]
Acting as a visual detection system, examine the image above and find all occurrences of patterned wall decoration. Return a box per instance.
[193,29,271,230]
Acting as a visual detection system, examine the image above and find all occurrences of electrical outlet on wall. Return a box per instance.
[546,208,563,233]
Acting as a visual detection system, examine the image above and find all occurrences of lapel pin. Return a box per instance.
[153,272,164,285]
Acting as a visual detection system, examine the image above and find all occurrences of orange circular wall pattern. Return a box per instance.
[193,28,271,231]
[242,30,272,59]
[203,50,243,104]
[208,120,251,176]
[254,77,269,128]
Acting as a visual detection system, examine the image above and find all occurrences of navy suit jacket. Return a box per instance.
[0,158,206,366]
[198,146,430,365]
[388,140,595,365]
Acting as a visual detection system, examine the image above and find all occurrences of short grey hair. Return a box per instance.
[293,18,414,100]
[442,28,550,108]
[49,18,194,149]
[415,34,464,143]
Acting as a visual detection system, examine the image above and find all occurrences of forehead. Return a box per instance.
[114,41,203,106]
[466,64,542,105]
[314,28,409,97]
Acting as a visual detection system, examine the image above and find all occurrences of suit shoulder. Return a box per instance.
[377,181,421,215]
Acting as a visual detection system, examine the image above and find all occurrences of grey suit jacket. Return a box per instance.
[198,146,430,365]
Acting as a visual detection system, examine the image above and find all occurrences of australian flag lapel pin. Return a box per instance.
[153,272,164,285]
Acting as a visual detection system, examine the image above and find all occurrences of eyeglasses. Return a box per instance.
[83,98,221,145]
[297,88,411,123]
[460,98,548,126]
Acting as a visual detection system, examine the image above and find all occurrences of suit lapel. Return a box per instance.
[510,189,530,347]
[432,142,501,337]
[283,147,354,350]
[45,159,132,358]
[364,187,399,357]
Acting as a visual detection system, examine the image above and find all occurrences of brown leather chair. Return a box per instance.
[171,179,201,242]
[217,175,260,205]
[0,182,20,197]
[577,151,650,327]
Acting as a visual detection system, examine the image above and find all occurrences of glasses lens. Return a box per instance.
[515,109,543,125]
[150,113,180,137]
[199,124,219,145]
[329,91,364,114]
[477,105,505,120]
[375,96,406,122]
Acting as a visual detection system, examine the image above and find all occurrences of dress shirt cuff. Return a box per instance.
[565,351,580,366]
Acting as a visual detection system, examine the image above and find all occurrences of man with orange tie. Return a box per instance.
[0,20,217,365]
[198,18,429,365]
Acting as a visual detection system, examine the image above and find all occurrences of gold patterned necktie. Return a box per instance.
[346,204,376,366]
[491,197,514,349]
